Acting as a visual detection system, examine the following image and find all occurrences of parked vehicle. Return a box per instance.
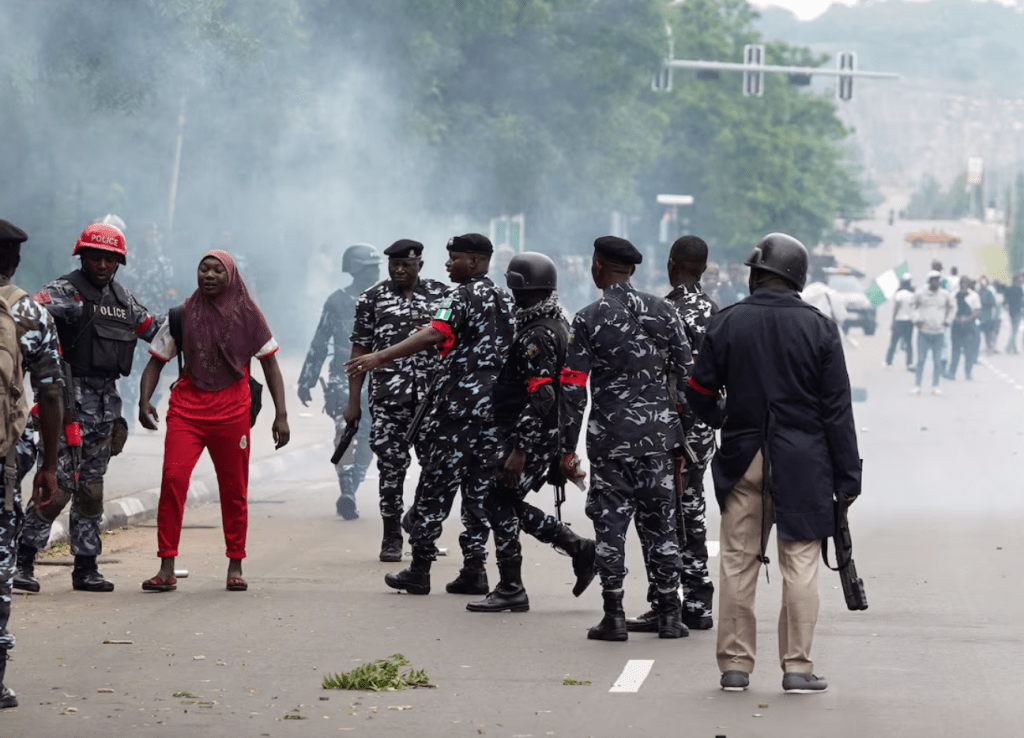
[824,268,877,335]
[905,230,961,248]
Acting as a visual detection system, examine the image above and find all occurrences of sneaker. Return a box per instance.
[909,386,921,395]
[720,670,749,692]
[782,672,828,693]
[931,387,943,395]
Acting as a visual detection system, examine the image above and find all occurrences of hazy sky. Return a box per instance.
[746,0,1016,21]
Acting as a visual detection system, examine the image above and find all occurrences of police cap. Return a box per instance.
[593,236,642,266]
[384,239,424,259]
[447,233,493,255]
[0,220,28,245]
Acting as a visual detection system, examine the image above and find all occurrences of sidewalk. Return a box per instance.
[42,354,343,547]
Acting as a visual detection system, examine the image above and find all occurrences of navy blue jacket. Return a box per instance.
[683,288,861,540]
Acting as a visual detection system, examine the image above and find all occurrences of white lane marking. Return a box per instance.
[707,541,720,557]
[609,659,655,693]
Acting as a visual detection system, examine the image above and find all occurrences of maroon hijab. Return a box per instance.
[182,250,272,391]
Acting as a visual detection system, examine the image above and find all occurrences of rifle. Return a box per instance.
[61,361,82,492]
[330,418,359,465]
[404,369,440,445]
[823,499,868,611]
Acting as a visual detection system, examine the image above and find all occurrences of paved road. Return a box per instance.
[5,260,1024,736]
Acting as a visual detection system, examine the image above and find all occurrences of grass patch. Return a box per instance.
[174,691,198,698]
[322,654,433,691]
[563,678,592,686]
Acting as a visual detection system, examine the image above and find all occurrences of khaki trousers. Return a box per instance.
[716,451,821,675]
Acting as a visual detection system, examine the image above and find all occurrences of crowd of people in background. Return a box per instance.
[883,258,1024,394]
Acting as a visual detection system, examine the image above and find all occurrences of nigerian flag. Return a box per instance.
[865,262,909,307]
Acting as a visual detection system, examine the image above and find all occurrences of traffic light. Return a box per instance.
[743,44,764,97]
[652,66,672,92]
[838,51,856,101]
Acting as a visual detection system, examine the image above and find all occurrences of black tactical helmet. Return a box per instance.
[506,252,557,291]
[743,233,809,291]
[341,243,381,275]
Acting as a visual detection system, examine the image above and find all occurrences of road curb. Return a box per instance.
[44,441,333,548]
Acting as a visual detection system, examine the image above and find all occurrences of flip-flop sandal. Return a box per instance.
[141,576,177,592]
[226,576,248,592]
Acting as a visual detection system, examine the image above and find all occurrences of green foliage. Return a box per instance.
[322,654,432,692]
[563,677,592,685]
[635,0,864,257]
[906,174,971,220]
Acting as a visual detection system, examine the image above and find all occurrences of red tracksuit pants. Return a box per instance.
[157,410,251,559]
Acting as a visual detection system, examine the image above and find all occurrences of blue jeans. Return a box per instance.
[916,332,945,387]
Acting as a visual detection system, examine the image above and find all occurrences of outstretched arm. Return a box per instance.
[345,326,444,378]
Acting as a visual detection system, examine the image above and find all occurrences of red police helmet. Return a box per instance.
[73,223,127,265]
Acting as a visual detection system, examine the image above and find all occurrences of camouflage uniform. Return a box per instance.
[664,282,718,621]
[299,287,372,503]
[350,277,447,520]
[1,287,63,651]
[488,299,570,564]
[21,272,159,557]
[409,275,515,567]
[561,282,693,595]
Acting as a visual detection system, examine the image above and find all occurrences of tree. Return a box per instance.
[1008,174,1024,273]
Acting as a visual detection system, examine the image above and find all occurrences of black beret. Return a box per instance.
[0,219,28,245]
[384,239,424,258]
[594,235,642,265]
[447,233,493,255]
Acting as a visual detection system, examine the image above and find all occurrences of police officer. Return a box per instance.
[298,243,380,519]
[466,252,596,613]
[0,219,63,708]
[560,236,693,641]
[347,233,514,596]
[684,234,861,694]
[343,239,447,561]
[17,222,160,593]
[627,234,718,633]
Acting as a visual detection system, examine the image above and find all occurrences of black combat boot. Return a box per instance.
[12,545,39,593]
[384,555,431,595]
[335,493,359,520]
[466,558,530,613]
[553,526,597,597]
[587,590,628,641]
[445,565,489,595]
[0,650,17,709]
[71,555,114,592]
[626,583,659,632]
[656,590,689,639]
[379,517,403,563]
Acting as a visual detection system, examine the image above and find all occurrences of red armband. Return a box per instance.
[135,315,153,336]
[64,422,82,446]
[526,377,552,393]
[560,368,588,387]
[30,403,39,418]
[430,319,455,357]
[687,376,716,396]
[33,289,51,304]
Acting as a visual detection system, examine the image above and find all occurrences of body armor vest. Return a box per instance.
[493,316,569,431]
[57,271,137,378]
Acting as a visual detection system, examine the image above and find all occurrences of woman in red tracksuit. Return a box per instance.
[137,249,290,592]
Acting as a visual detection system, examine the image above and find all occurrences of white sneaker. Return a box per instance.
[931,387,943,395]
[909,387,921,395]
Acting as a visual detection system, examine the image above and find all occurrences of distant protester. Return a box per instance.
[137,250,290,593]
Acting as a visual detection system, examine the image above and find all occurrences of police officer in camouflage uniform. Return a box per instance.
[627,235,718,634]
[18,222,161,593]
[561,236,693,641]
[466,252,596,614]
[298,243,380,520]
[0,219,63,708]
[347,234,514,596]
[343,240,447,561]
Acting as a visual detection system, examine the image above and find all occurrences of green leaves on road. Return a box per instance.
[322,654,433,692]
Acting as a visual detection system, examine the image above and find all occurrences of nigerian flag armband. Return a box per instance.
[434,307,452,321]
